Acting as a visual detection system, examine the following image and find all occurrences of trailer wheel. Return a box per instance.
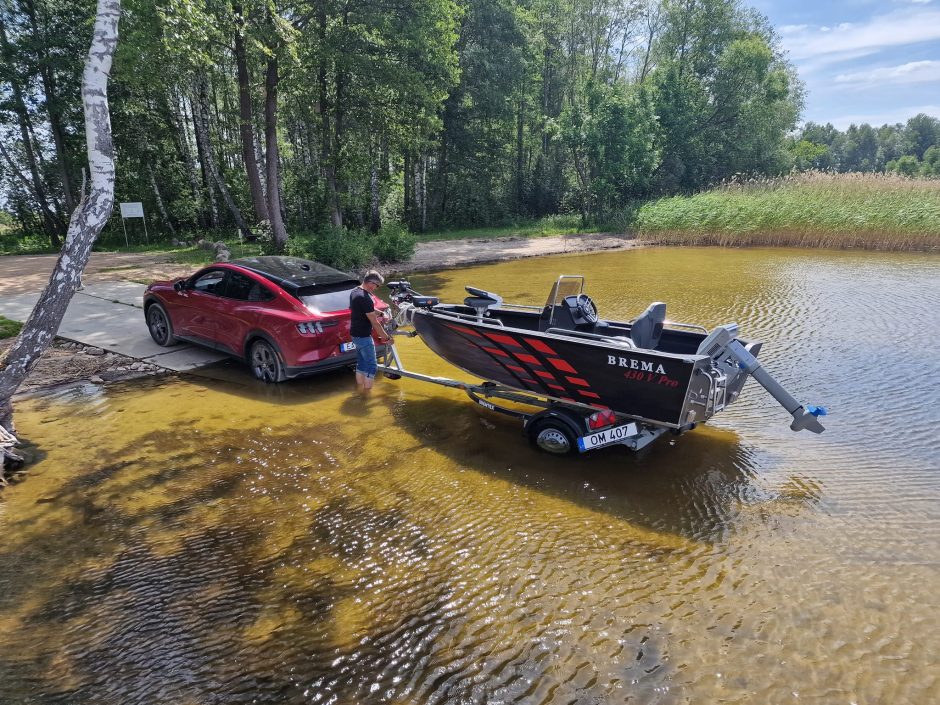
[528,418,578,456]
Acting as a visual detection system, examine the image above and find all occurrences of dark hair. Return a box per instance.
[363,270,384,285]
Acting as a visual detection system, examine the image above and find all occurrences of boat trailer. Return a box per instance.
[377,342,669,455]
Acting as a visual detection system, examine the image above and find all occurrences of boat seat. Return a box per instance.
[464,286,503,317]
[630,302,666,349]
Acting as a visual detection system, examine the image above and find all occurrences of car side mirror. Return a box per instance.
[174,280,187,292]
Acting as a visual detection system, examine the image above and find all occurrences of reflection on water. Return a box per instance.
[1,247,938,704]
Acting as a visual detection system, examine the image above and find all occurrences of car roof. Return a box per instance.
[230,256,359,295]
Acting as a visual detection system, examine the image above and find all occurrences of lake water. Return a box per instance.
[1,247,938,704]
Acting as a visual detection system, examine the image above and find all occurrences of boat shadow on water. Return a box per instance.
[377,392,806,546]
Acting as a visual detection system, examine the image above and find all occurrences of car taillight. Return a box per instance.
[297,322,323,335]
[588,410,617,430]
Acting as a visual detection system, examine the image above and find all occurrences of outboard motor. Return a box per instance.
[698,325,827,433]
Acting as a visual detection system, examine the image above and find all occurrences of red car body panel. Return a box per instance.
[144,258,387,379]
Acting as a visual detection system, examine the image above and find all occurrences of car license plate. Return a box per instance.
[340,341,357,352]
[577,422,639,452]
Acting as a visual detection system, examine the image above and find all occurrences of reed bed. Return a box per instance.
[635,172,940,251]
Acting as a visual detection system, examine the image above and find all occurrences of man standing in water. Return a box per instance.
[350,270,392,394]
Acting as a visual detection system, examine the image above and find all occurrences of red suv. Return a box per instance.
[143,256,388,382]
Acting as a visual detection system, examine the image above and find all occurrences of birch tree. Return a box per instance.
[0,0,121,477]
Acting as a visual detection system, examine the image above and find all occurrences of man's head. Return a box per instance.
[361,270,384,292]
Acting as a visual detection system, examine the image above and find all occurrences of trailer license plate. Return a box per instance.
[577,422,639,452]
[340,341,357,352]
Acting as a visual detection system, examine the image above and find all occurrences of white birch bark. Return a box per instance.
[0,0,121,473]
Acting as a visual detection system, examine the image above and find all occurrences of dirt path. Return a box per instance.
[402,232,643,272]
[0,233,643,296]
[0,251,187,297]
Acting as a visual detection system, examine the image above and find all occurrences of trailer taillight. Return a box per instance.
[588,410,617,430]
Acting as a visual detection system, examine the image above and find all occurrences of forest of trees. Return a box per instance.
[790,115,940,178]
[0,0,858,250]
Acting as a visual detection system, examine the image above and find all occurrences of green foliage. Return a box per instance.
[371,223,417,263]
[790,140,830,170]
[0,316,23,339]
[4,0,935,260]
[794,115,939,174]
[558,82,660,218]
[286,227,373,271]
[634,172,940,249]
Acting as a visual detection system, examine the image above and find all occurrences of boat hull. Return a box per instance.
[412,310,713,427]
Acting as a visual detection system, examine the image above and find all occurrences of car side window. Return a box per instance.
[192,270,225,295]
[225,271,274,302]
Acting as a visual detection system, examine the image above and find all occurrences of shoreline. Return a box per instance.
[3,231,939,401]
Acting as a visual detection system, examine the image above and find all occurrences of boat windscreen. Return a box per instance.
[543,275,584,309]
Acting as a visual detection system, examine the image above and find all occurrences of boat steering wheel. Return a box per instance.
[576,294,598,324]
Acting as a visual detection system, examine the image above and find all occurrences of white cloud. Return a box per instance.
[781,8,940,63]
[821,104,940,129]
[834,60,940,87]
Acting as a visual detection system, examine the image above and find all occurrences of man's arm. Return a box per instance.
[365,310,392,343]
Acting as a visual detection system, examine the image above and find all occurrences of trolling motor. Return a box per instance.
[698,325,827,433]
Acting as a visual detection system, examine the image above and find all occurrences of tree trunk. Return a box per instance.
[369,148,380,233]
[516,97,525,213]
[148,163,176,237]
[189,96,219,229]
[22,0,76,212]
[167,92,202,206]
[264,56,288,250]
[0,14,65,248]
[317,1,341,228]
[403,151,413,229]
[419,153,427,233]
[1,0,120,475]
[193,77,252,240]
[233,4,269,223]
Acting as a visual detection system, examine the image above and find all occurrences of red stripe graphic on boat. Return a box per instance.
[444,323,483,337]
[548,383,565,391]
[525,338,558,356]
[566,376,590,387]
[535,370,556,379]
[481,347,510,357]
[514,353,542,366]
[507,364,527,374]
[484,332,523,348]
[547,358,577,374]
[578,390,601,399]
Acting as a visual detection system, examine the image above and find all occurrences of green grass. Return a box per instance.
[419,214,601,242]
[634,171,940,250]
[0,316,23,339]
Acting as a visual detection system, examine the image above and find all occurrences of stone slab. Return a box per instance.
[0,283,225,372]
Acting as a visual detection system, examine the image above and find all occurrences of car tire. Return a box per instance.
[527,418,578,456]
[249,339,287,383]
[146,302,177,347]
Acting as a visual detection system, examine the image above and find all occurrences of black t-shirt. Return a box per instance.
[349,286,375,337]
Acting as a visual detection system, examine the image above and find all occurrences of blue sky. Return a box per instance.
[751,0,940,128]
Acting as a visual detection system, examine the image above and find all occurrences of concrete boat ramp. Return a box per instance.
[0,281,225,372]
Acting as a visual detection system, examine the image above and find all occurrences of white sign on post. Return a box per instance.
[118,202,148,245]
[120,202,144,218]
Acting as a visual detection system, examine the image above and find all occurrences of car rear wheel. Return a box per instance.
[249,339,286,383]
[146,303,177,346]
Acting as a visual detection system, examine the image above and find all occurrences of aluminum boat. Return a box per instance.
[384,275,826,442]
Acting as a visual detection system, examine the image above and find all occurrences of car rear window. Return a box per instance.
[299,284,359,313]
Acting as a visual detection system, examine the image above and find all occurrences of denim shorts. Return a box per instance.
[351,335,377,378]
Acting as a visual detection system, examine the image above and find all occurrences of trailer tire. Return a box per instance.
[527,418,578,456]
